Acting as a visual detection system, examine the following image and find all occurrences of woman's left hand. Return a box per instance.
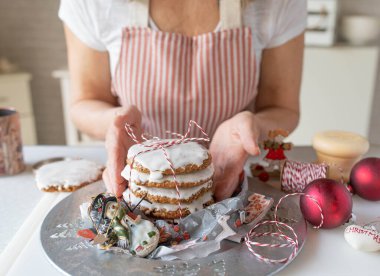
[210,111,261,201]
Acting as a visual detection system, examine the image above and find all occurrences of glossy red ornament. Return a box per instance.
[300,179,353,229]
[350,157,380,201]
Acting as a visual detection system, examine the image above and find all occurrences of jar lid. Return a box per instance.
[312,130,369,158]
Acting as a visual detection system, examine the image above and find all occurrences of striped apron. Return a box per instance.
[112,0,256,138]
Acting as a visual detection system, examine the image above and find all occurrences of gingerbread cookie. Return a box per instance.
[126,140,212,175]
[35,159,104,192]
[124,189,214,220]
[129,180,213,204]
[121,165,214,188]
[122,140,215,220]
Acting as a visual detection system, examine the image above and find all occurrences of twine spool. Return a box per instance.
[280,160,328,193]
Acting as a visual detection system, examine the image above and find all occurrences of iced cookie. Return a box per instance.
[122,140,215,220]
[35,159,104,192]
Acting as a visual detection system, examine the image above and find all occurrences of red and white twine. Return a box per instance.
[245,193,324,264]
[125,120,210,219]
[281,160,328,193]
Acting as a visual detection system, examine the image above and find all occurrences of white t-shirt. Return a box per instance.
[59,0,307,80]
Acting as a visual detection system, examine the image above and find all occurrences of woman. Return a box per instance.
[60,0,306,201]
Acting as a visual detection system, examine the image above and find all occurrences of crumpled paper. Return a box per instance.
[147,175,273,260]
[80,175,273,260]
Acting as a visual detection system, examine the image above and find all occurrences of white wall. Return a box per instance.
[339,0,380,145]
[0,0,379,145]
[0,0,66,144]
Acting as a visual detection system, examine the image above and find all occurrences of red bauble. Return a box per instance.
[350,157,380,201]
[300,179,353,229]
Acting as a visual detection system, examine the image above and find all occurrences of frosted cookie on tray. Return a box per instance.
[122,140,215,220]
[35,159,104,192]
[121,164,214,188]
[123,189,214,220]
[128,180,213,204]
[126,140,212,175]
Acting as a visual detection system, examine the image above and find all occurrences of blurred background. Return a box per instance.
[0,0,379,146]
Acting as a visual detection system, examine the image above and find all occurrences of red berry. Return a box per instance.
[235,219,242,227]
[175,236,182,243]
[255,165,264,171]
[258,172,270,182]
[183,232,190,240]
[173,225,180,232]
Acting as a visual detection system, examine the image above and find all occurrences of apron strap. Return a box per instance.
[220,0,242,30]
[129,0,149,27]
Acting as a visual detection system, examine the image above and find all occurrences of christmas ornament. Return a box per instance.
[263,129,292,172]
[300,179,352,229]
[244,193,272,224]
[121,212,159,257]
[86,192,159,256]
[344,224,380,252]
[349,157,380,201]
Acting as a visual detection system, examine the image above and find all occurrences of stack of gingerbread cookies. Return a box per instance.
[122,140,214,220]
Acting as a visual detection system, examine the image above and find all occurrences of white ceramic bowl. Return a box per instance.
[341,15,380,45]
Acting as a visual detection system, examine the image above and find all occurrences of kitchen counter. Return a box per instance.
[1,145,380,276]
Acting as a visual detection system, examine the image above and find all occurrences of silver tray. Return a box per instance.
[40,178,307,276]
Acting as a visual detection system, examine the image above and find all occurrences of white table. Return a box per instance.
[1,146,379,276]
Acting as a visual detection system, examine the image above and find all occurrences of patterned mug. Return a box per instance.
[0,108,25,175]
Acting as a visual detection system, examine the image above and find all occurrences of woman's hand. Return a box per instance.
[103,106,142,197]
[210,111,261,201]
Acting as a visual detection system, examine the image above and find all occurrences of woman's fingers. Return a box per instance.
[213,168,239,201]
[237,114,261,156]
[103,167,127,197]
[106,143,128,197]
[104,105,142,197]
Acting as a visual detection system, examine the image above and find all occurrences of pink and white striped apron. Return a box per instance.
[113,0,256,138]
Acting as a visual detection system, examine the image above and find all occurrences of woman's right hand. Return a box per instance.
[103,105,142,198]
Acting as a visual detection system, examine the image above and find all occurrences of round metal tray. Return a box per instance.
[40,179,307,276]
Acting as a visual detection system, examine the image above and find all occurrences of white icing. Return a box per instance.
[127,140,209,172]
[35,159,103,189]
[123,189,213,213]
[121,164,214,185]
[150,171,164,181]
[130,180,213,200]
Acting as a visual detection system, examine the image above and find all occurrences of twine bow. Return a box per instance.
[124,120,210,219]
